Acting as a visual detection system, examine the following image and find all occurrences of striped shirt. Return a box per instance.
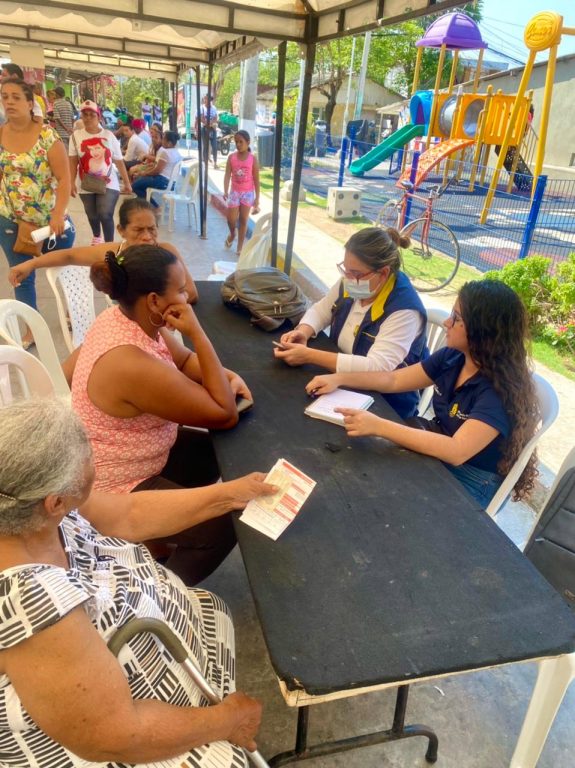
[0,510,248,768]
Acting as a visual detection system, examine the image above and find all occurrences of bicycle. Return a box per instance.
[376,179,460,292]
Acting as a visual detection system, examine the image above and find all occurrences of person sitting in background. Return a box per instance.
[66,244,252,583]
[0,397,274,768]
[121,121,149,169]
[131,129,181,200]
[275,227,428,419]
[133,116,152,147]
[306,280,540,509]
[8,197,199,304]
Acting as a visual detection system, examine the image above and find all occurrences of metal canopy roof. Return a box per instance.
[0,0,463,81]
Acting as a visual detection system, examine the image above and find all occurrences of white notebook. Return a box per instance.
[304,388,374,426]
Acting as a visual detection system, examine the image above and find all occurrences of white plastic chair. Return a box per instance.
[509,446,575,768]
[0,300,70,399]
[485,372,560,518]
[162,161,200,233]
[46,266,96,353]
[146,161,183,223]
[0,345,56,404]
[418,307,449,416]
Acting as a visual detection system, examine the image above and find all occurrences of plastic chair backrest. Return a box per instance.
[251,213,272,239]
[166,160,183,192]
[418,306,449,416]
[486,372,560,518]
[0,345,56,404]
[173,161,200,200]
[0,300,70,398]
[46,266,96,353]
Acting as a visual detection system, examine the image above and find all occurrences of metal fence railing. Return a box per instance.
[269,129,575,274]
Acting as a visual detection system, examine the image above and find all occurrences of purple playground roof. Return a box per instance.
[416,12,487,50]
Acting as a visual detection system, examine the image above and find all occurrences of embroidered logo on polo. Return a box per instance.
[450,402,469,420]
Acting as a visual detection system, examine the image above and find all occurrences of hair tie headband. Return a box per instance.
[0,490,18,502]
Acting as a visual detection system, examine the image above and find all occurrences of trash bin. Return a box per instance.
[256,129,275,167]
[315,124,327,157]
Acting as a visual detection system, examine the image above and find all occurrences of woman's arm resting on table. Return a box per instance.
[3,607,262,763]
[306,363,432,396]
[89,344,238,429]
[80,472,277,541]
[337,409,500,467]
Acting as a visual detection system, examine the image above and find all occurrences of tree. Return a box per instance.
[107,77,168,117]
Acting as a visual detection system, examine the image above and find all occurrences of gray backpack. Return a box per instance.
[221,267,307,332]
[524,467,575,610]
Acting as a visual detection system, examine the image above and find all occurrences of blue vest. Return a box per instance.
[330,272,428,419]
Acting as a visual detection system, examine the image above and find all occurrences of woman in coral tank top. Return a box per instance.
[223,130,260,255]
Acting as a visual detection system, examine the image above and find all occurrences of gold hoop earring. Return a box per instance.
[148,311,164,327]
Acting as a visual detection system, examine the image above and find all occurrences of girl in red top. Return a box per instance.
[223,129,260,255]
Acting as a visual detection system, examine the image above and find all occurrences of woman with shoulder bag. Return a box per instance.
[0,78,75,347]
[69,100,132,245]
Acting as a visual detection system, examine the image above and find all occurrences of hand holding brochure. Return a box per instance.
[304,388,374,426]
[240,458,316,540]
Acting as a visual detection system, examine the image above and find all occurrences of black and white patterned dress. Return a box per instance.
[0,510,249,768]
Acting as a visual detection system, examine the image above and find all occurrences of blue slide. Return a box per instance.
[349,124,425,176]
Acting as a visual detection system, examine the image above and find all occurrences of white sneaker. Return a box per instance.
[91,236,104,245]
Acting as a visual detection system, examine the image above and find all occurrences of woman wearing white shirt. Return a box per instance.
[69,100,132,244]
[132,130,182,201]
[275,227,428,419]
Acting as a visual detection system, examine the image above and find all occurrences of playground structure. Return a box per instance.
[349,12,546,204]
[480,11,575,222]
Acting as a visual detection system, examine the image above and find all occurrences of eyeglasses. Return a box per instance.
[448,308,464,325]
[336,262,377,283]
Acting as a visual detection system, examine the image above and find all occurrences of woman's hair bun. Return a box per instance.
[386,227,411,249]
[90,252,128,300]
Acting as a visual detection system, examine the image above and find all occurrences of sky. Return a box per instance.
[479,0,575,62]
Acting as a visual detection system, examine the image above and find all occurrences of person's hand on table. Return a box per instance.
[280,328,308,345]
[335,407,385,438]
[306,373,341,396]
[227,372,252,400]
[273,341,311,366]
[9,260,35,287]
[223,472,278,510]
[49,212,66,236]
[220,691,263,752]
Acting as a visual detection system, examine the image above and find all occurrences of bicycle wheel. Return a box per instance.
[399,217,460,292]
[376,200,401,230]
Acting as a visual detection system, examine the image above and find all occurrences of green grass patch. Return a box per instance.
[532,339,575,381]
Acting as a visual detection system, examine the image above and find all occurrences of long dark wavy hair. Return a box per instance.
[459,281,539,500]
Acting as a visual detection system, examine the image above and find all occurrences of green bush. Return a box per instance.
[485,254,575,335]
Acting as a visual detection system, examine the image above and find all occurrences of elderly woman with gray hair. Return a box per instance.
[0,398,275,768]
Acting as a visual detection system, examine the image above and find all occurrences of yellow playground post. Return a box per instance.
[480,11,575,224]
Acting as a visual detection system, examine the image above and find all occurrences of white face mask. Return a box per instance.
[344,277,376,300]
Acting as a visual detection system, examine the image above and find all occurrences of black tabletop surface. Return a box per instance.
[195,282,575,696]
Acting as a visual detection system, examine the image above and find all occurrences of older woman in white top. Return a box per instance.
[274,227,429,419]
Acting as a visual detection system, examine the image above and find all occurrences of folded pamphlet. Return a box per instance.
[240,458,316,540]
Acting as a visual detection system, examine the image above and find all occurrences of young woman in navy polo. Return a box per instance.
[274,227,428,419]
[306,281,539,509]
